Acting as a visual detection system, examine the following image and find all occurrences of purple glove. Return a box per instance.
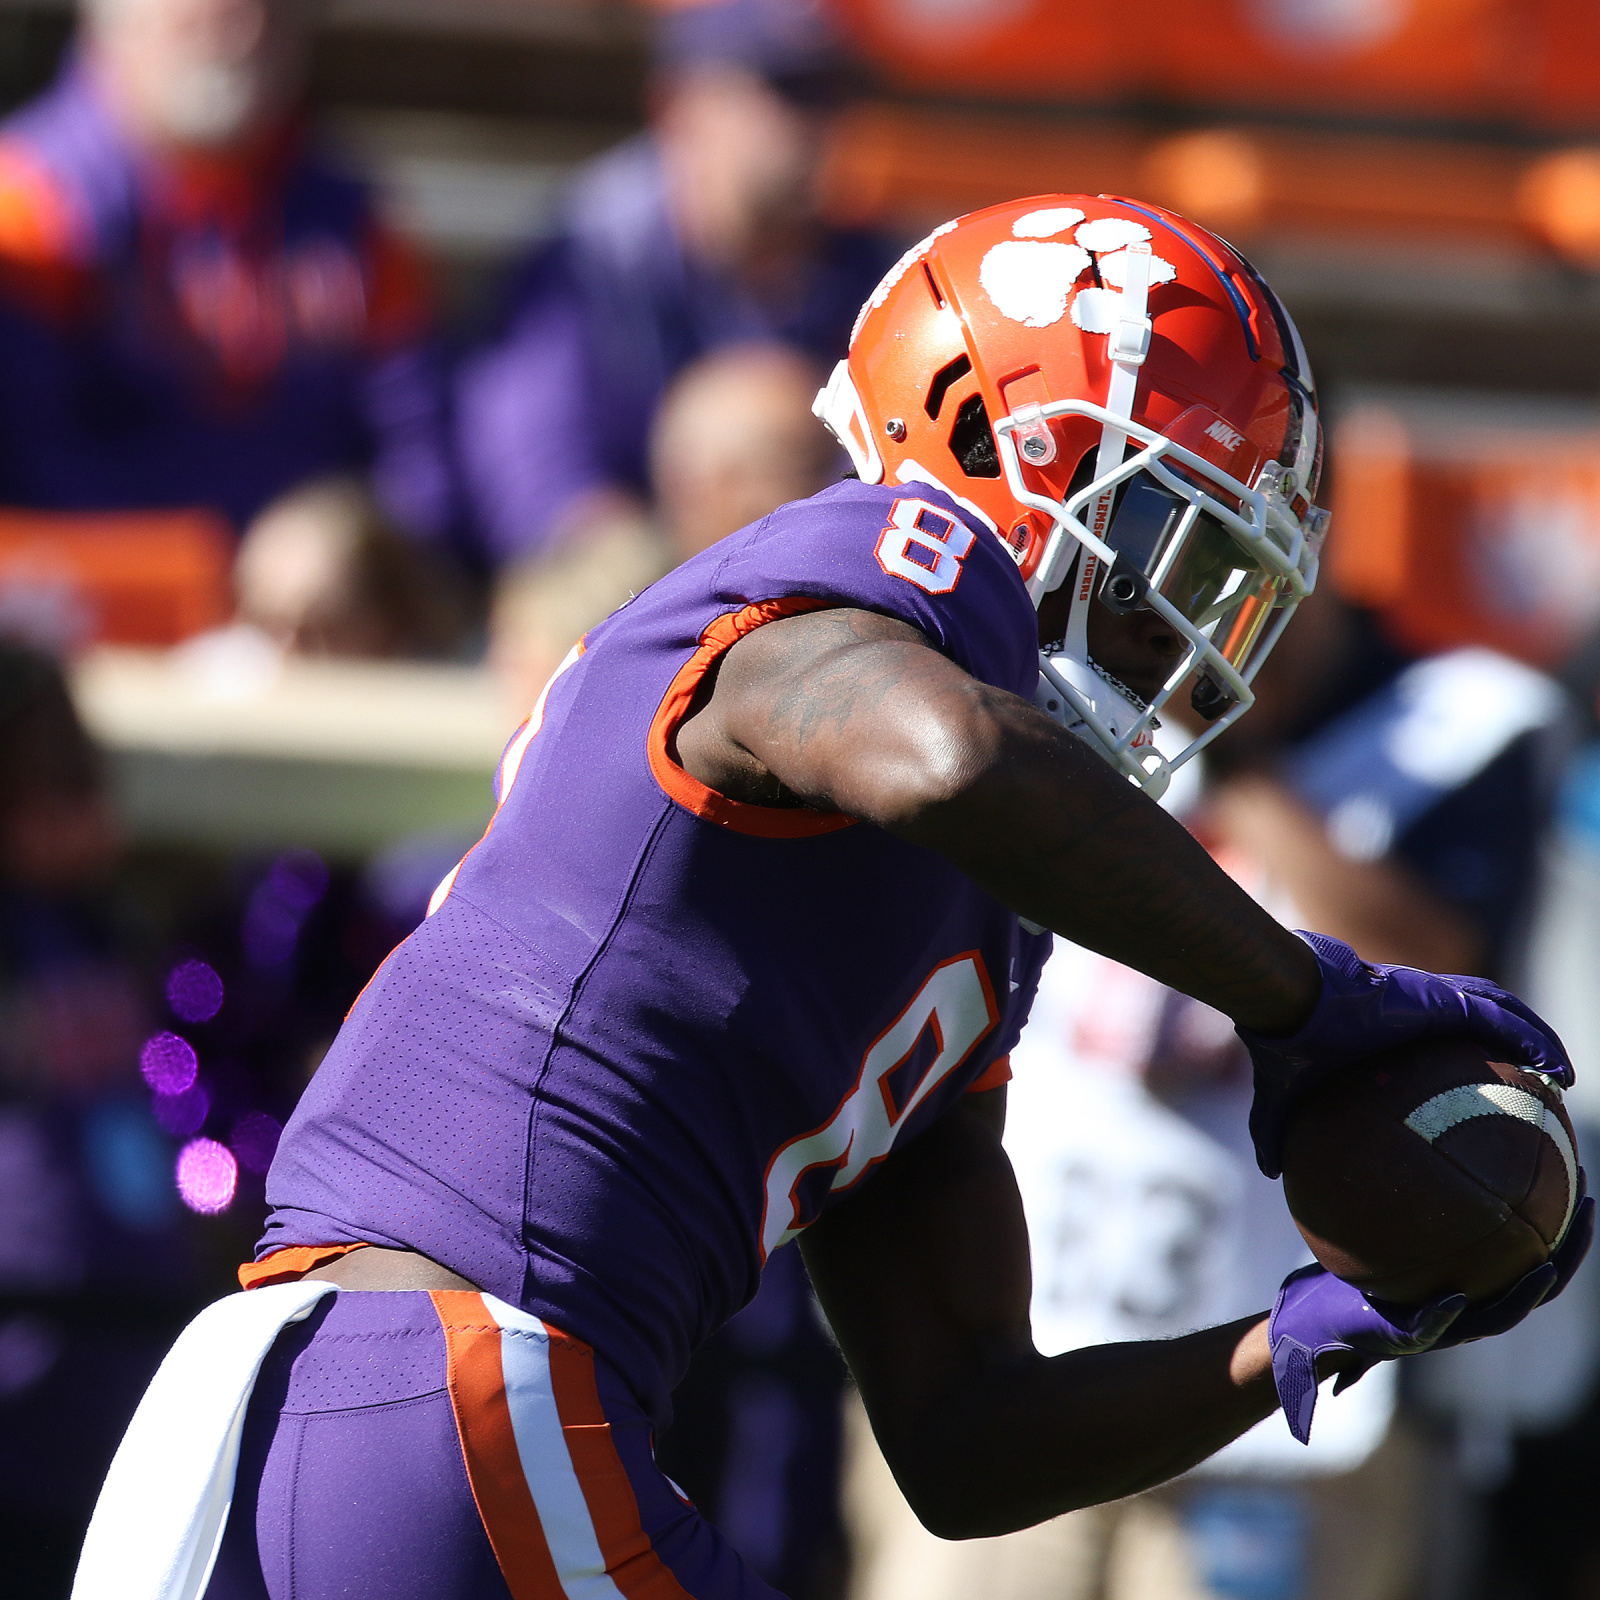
[1240,932,1573,1178]
[1270,1185,1594,1444]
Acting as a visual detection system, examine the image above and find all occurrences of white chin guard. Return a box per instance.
[1034,651,1172,800]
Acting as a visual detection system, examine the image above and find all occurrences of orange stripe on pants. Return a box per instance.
[431,1290,567,1600]
[545,1327,696,1600]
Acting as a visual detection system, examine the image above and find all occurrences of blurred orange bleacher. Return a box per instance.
[820,102,1531,247]
[1328,392,1600,668]
[820,0,1600,263]
[0,509,233,650]
[829,0,1599,131]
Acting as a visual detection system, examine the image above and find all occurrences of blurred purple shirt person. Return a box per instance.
[452,0,898,566]
[0,641,203,1598]
[0,0,453,542]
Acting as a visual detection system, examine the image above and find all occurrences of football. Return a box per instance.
[1280,1036,1580,1306]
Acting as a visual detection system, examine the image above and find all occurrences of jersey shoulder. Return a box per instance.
[712,477,1039,697]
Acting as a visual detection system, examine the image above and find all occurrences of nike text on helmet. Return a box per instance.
[814,194,1329,797]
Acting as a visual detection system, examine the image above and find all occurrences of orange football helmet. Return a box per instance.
[814,194,1328,795]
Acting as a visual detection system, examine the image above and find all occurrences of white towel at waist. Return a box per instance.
[73,1279,337,1600]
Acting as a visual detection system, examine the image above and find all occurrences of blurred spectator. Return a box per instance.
[489,510,666,718]
[490,339,835,712]
[453,0,893,567]
[0,642,201,1598]
[0,0,454,546]
[845,593,1572,1600]
[234,475,465,659]
[652,341,835,562]
[1197,598,1564,978]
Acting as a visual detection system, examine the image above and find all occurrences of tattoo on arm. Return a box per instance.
[709,604,1316,1032]
[759,612,924,750]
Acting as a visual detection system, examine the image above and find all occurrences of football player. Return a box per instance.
[78,197,1591,1600]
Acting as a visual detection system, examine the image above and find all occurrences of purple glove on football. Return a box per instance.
[1239,932,1574,1178]
[1269,1182,1595,1444]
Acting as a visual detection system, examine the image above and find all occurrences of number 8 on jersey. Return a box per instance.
[875,497,976,595]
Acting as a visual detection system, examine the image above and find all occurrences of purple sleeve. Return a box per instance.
[711,480,1040,699]
[452,280,608,565]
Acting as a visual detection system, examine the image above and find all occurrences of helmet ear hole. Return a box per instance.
[948,394,1000,478]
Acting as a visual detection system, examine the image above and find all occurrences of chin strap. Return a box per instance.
[1064,243,1153,664]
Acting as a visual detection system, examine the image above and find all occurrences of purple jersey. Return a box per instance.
[259,479,1051,1421]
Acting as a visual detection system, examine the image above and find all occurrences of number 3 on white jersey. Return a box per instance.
[760,951,999,1255]
[875,497,975,595]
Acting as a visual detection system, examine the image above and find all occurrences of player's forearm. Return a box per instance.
[717,610,1317,1031]
[804,1103,1281,1541]
[885,694,1320,1035]
[898,1315,1277,1539]
[1207,775,1482,974]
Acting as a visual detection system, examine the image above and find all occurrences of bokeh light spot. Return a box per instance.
[176,1138,237,1215]
[242,851,331,968]
[139,1031,198,1095]
[152,1081,211,1138]
[166,959,224,1024]
[271,850,329,911]
[243,898,301,968]
[230,1111,282,1174]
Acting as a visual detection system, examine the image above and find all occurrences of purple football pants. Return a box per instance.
[203,1289,778,1600]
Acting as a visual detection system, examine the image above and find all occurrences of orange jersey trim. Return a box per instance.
[431,1292,566,1600]
[647,597,857,839]
[237,1241,374,1290]
[966,1053,1012,1094]
[545,1328,696,1600]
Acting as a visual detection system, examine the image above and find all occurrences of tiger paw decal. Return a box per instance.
[978,208,1175,332]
